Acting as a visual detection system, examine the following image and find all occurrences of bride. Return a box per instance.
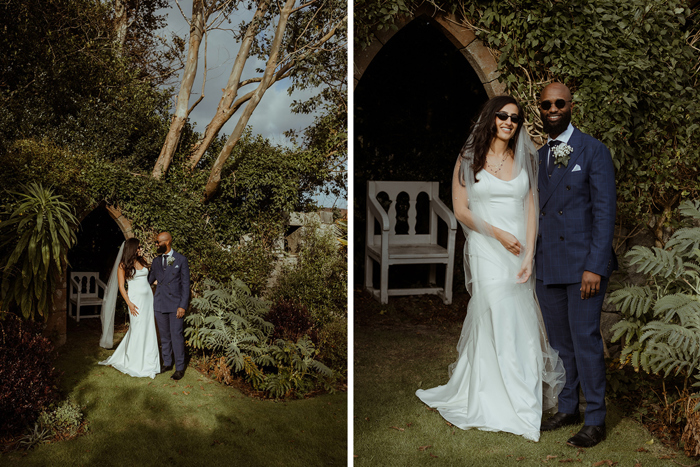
[416,96,565,441]
[99,238,160,379]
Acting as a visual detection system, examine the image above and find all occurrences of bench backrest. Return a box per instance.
[367,181,441,245]
[70,272,101,299]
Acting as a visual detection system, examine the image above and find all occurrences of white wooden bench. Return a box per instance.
[68,272,107,322]
[365,181,457,304]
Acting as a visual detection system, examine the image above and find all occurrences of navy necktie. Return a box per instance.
[547,140,562,177]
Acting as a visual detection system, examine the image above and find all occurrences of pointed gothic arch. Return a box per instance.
[354,6,505,97]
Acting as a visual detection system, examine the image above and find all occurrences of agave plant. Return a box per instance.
[0,183,77,320]
[610,200,700,408]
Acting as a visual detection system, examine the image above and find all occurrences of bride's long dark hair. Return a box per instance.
[120,238,148,281]
[461,95,525,183]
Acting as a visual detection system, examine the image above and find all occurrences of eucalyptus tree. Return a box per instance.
[152,0,347,202]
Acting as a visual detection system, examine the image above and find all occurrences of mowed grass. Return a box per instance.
[1,320,346,466]
[354,317,691,467]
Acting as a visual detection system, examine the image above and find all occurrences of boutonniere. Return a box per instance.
[167,256,175,266]
[553,144,574,168]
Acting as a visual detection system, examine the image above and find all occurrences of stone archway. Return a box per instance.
[44,203,133,346]
[354,6,505,97]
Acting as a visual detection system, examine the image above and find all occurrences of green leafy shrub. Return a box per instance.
[0,312,60,435]
[36,399,84,438]
[185,277,333,398]
[267,299,317,343]
[0,182,77,320]
[256,338,333,399]
[610,200,700,408]
[317,315,347,376]
[271,219,347,327]
[185,276,273,373]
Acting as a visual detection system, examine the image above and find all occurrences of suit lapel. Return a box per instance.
[540,127,585,207]
[538,146,548,208]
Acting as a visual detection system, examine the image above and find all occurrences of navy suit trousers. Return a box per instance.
[155,310,186,371]
[536,278,608,426]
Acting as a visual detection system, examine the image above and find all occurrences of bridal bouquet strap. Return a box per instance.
[553,144,574,168]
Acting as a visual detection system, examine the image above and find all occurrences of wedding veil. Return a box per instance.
[450,118,565,411]
[100,241,124,349]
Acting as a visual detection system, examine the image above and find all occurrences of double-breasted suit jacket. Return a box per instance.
[535,126,617,285]
[148,250,190,313]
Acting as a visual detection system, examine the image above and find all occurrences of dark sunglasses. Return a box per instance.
[539,99,571,110]
[495,111,521,124]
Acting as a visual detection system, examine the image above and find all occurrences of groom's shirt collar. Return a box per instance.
[547,123,574,145]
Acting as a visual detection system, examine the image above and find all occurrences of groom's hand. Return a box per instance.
[176,307,186,319]
[580,271,601,300]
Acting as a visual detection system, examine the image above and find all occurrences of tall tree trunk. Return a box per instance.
[114,0,128,52]
[152,1,208,179]
[187,1,270,170]
[202,0,296,201]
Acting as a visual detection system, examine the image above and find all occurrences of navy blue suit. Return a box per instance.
[535,126,617,426]
[148,250,190,371]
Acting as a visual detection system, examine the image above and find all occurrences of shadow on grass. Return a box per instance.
[353,288,690,467]
[0,318,346,466]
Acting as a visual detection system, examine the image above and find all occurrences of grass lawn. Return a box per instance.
[1,319,346,466]
[353,290,695,467]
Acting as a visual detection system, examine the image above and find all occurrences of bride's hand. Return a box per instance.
[496,229,522,256]
[128,302,139,317]
[516,262,532,284]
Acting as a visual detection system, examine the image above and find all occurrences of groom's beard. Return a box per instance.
[157,245,167,254]
[541,109,572,137]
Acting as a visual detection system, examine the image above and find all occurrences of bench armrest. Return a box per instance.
[431,198,457,230]
[367,195,390,231]
[96,278,108,292]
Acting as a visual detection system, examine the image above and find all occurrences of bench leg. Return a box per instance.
[380,262,388,304]
[364,253,373,290]
[444,260,454,305]
[428,264,436,285]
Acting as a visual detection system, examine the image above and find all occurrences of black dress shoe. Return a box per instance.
[541,412,581,431]
[567,424,606,448]
[158,365,173,375]
[170,370,185,381]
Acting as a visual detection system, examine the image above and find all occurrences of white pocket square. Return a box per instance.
[175,265,180,268]
[571,164,581,172]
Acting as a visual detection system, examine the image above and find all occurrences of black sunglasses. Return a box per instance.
[495,111,521,124]
[539,99,571,110]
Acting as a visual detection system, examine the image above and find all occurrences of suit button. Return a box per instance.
[566,185,571,190]
[537,233,541,238]
[559,210,563,215]
[541,211,546,216]
[560,236,564,241]
[537,187,540,192]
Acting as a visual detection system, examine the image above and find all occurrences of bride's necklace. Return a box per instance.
[486,149,510,175]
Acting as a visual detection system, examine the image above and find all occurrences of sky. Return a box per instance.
[157,4,346,208]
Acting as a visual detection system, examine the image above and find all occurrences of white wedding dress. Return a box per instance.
[99,267,160,379]
[416,169,563,442]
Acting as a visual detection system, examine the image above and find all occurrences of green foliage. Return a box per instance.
[0,0,171,168]
[255,337,333,399]
[317,314,348,376]
[186,276,333,398]
[185,276,273,373]
[610,200,700,408]
[37,399,84,438]
[271,219,348,327]
[0,183,77,320]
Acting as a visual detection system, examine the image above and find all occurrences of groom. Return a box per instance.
[535,83,617,448]
[149,232,190,381]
